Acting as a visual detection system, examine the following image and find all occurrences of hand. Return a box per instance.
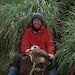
[25,49,32,55]
[26,49,30,52]
[48,54,55,59]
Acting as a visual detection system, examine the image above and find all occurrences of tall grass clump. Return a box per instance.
[0,0,59,74]
[55,0,75,74]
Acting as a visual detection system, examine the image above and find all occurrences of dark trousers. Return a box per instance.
[8,54,22,75]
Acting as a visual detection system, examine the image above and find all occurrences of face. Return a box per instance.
[32,19,42,29]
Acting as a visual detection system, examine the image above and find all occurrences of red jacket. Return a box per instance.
[20,24,55,55]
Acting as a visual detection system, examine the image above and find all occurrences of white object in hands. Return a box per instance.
[30,45,40,50]
[26,49,30,53]
[25,45,40,53]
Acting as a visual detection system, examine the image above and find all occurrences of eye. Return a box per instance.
[34,46,37,48]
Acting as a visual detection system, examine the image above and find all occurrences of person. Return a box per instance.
[8,12,57,75]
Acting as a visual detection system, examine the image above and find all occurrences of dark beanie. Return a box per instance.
[32,13,44,21]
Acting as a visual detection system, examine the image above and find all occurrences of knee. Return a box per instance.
[8,66,17,75]
[48,68,57,75]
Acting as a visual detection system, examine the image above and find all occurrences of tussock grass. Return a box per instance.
[0,0,75,75]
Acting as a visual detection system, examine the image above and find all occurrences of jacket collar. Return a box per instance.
[31,24,47,33]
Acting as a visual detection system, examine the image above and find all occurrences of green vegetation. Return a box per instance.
[0,0,75,75]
